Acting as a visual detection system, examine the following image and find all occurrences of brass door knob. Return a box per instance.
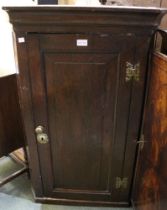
[35,126,49,144]
[35,125,44,134]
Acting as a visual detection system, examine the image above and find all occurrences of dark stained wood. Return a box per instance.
[38,0,58,4]
[0,74,24,156]
[35,196,129,206]
[12,32,44,197]
[3,6,166,34]
[132,35,167,210]
[3,6,166,206]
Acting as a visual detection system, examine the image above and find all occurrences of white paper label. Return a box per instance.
[76,39,88,47]
[18,37,25,43]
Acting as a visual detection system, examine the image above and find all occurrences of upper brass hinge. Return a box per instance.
[126,62,140,82]
[115,177,128,190]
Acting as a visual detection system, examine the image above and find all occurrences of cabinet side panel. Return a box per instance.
[16,34,43,196]
[132,52,167,210]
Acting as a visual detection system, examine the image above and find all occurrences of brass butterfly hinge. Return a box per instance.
[115,177,128,189]
[126,62,140,82]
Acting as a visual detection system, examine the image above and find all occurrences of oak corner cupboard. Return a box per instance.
[3,6,166,207]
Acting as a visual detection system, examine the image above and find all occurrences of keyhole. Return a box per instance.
[37,133,48,144]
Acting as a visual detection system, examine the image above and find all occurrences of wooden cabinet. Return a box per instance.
[3,6,166,206]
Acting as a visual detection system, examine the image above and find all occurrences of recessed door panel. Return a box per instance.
[45,53,118,192]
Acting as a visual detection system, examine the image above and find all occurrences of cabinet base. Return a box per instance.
[35,196,130,207]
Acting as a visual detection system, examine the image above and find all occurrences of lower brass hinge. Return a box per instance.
[115,177,128,189]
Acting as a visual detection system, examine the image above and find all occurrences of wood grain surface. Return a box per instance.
[132,52,167,210]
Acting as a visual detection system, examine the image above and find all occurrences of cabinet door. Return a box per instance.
[26,34,145,205]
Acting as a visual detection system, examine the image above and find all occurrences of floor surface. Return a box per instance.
[0,156,132,210]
